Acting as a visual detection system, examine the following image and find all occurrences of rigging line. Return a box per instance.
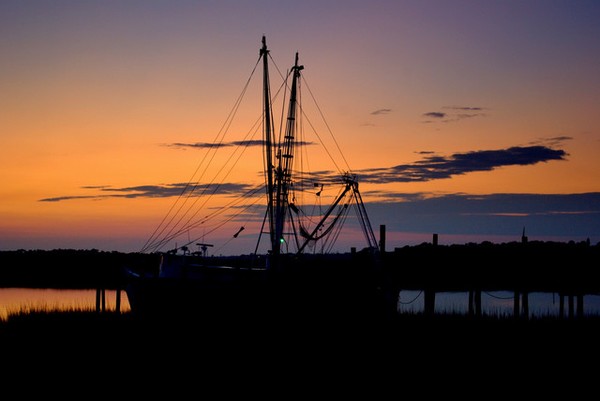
[276,68,292,156]
[260,60,291,194]
[254,203,270,255]
[149,81,254,250]
[144,57,262,251]
[267,52,290,92]
[294,78,311,207]
[164,181,264,245]
[183,182,265,235]
[296,100,343,176]
[185,185,266,252]
[214,194,265,256]
[351,199,368,245]
[296,182,345,234]
[150,182,265,252]
[144,65,257,251]
[264,51,292,155]
[351,182,378,248]
[333,200,353,248]
[398,290,423,305]
[142,57,262,253]
[170,111,264,241]
[323,196,353,253]
[302,76,352,175]
[483,291,515,300]
[145,58,261,252]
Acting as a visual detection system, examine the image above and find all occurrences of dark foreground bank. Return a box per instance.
[4,309,600,395]
[3,309,600,357]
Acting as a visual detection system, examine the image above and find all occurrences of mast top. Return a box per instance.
[260,35,269,56]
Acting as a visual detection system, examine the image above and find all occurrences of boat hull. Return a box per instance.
[125,263,270,319]
[124,252,388,324]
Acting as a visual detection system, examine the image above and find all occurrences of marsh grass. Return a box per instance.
[2,307,600,368]
[3,306,600,337]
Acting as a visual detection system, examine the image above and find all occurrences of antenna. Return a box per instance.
[196,243,214,257]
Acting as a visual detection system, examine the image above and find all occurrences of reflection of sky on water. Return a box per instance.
[0,288,130,321]
[397,290,600,318]
[2,288,599,321]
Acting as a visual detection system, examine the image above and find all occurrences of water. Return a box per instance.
[0,288,130,321]
[2,288,600,321]
[397,289,600,317]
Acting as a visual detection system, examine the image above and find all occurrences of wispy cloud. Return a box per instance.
[422,105,487,123]
[423,112,446,119]
[41,143,567,202]
[39,182,256,202]
[165,139,314,150]
[371,108,392,115]
[529,136,573,147]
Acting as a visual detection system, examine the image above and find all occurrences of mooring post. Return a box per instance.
[522,291,529,320]
[569,294,575,318]
[577,293,584,318]
[96,288,106,312]
[559,293,565,318]
[115,288,121,313]
[514,290,520,318]
[468,290,474,316]
[424,289,435,316]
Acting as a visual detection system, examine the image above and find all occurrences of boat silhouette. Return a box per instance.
[125,36,383,321]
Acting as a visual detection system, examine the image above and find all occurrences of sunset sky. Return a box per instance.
[2,0,599,254]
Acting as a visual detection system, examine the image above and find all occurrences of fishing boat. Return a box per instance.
[124,36,383,322]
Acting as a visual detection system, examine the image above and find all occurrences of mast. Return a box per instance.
[259,36,376,258]
[272,52,303,256]
[261,36,277,253]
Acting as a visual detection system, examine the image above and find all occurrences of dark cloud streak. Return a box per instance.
[166,139,314,150]
[356,145,567,184]
[41,144,568,202]
[39,182,256,202]
[371,108,392,115]
[423,112,446,119]
[423,106,487,123]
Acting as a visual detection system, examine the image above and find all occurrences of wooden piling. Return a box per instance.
[522,291,529,320]
[577,293,584,318]
[559,293,565,318]
[95,288,101,312]
[474,289,482,317]
[569,294,575,318]
[115,288,121,313]
[468,290,474,316]
[424,289,436,316]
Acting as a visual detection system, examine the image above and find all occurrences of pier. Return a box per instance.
[378,230,599,319]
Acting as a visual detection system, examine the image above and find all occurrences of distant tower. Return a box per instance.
[379,224,386,253]
[521,227,528,244]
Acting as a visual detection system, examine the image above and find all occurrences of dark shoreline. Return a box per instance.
[2,240,599,294]
[4,308,600,338]
[3,309,600,372]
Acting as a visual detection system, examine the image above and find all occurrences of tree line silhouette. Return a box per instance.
[0,240,598,295]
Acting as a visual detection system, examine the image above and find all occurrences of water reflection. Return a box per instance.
[2,288,600,321]
[0,288,130,320]
[397,290,600,317]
